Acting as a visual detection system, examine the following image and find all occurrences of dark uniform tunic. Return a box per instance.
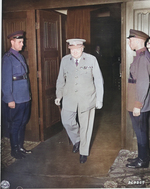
[127,47,150,112]
[2,48,30,103]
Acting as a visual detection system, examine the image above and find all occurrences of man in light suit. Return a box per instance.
[55,38,104,163]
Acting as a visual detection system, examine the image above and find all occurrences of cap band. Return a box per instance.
[68,44,83,49]
[13,36,24,39]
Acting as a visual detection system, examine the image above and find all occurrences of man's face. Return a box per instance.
[128,38,137,51]
[11,38,24,51]
[147,39,150,52]
[70,46,84,59]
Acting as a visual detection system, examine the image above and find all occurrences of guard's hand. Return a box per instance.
[55,98,61,106]
[96,101,103,109]
[133,107,140,116]
[8,101,15,109]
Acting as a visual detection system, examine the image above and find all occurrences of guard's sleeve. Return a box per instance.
[92,57,104,106]
[2,55,14,103]
[56,59,65,99]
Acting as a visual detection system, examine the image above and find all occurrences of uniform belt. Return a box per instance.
[13,74,27,81]
[128,78,136,83]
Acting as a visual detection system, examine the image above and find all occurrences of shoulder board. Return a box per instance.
[5,52,12,57]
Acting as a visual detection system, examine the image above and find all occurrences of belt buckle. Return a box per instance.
[23,74,27,79]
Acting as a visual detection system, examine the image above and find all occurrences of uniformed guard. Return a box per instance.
[126,29,150,168]
[55,38,104,163]
[2,30,32,159]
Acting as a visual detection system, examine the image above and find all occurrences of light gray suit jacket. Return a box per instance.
[56,52,104,113]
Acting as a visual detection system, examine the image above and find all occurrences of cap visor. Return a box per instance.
[68,45,83,49]
[127,35,135,39]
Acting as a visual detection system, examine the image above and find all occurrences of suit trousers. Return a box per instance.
[129,111,150,161]
[61,107,95,156]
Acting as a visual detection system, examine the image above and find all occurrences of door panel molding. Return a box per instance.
[44,58,59,89]
[134,10,150,34]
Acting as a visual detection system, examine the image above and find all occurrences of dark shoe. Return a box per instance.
[19,147,32,154]
[11,150,25,159]
[72,142,80,153]
[126,158,149,169]
[80,155,87,163]
[127,157,139,163]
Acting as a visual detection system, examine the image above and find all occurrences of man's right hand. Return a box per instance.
[133,107,140,116]
[55,98,61,106]
[8,101,15,108]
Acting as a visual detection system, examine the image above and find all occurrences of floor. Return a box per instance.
[2,86,150,188]
[1,87,122,188]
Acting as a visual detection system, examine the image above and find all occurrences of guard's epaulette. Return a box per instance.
[5,52,11,57]
[139,51,145,56]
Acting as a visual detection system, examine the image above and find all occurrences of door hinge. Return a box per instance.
[121,16,124,24]
[37,71,40,78]
[35,22,39,30]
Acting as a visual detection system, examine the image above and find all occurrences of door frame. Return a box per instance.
[121,2,126,149]
[36,10,44,141]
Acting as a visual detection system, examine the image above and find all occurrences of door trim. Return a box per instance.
[121,2,126,148]
[36,10,44,141]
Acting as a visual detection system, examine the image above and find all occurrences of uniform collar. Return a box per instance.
[70,53,86,61]
[9,48,19,56]
[73,57,81,62]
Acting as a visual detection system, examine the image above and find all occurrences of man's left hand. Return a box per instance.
[133,107,140,116]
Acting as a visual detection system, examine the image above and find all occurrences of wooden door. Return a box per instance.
[124,1,150,150]
[2,11,40,141]
[36,10,62,141]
